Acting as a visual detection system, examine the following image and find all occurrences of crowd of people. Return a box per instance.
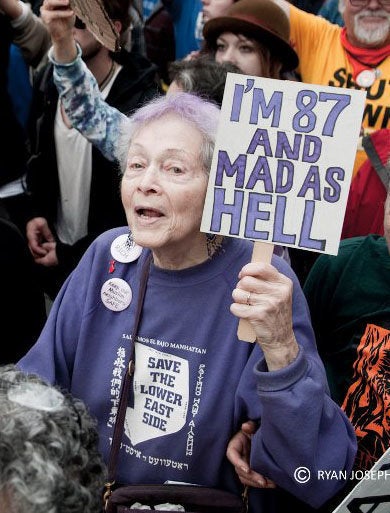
[1,0,389,511]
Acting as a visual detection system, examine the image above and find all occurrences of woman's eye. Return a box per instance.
[169,166,183,174]
[239,45,253,53]
[128,162,144,170]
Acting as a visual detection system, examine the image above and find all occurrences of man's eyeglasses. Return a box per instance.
[349,0,390,7]
[74,17,86,30]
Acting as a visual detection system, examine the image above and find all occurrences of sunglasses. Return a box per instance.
[349,0,390,6]
[74,17,87,30]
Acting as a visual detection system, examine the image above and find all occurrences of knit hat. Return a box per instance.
[203,0,299,71]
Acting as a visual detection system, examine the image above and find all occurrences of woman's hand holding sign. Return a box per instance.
[231,262,299,370]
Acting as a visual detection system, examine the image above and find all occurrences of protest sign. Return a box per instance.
[332,447,390,513]
[70,0,120,52]
[200,73,366,341]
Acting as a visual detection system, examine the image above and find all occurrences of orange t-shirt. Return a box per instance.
[290,5,390,177]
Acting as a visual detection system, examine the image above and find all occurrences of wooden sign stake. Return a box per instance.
[237,241,274,343]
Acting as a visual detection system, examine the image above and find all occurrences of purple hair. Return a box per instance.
[116,93,220,174]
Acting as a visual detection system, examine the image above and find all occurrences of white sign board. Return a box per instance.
[201,74,366,255]
[332,447,390,513]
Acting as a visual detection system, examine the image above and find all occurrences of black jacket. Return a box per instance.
[26,49,160,280]
[0,201,46,362]
[0,15,28,187]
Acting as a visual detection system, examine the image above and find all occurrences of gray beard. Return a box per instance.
[354,12,390,45]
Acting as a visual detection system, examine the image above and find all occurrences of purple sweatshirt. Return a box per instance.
[18,227,356,511]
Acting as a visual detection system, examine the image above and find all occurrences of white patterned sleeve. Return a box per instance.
[49,45,127,162]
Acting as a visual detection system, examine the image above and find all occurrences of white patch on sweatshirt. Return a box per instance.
[125,344,189,444]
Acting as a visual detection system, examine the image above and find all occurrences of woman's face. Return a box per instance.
[121,114,209,269]
[202,0,235,23]
[215,32,266,76]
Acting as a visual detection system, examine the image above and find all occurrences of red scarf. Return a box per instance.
[340,27,390,80]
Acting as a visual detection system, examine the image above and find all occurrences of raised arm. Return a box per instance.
[39,0,76,62]
[0,0,50,66]
[0,0,23,18]
[39,0,127,162]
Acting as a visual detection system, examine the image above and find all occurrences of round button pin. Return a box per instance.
[110,233,142,263]
[356,69,378,88]
[101,278,132,311]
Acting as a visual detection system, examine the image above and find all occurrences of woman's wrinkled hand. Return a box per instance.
[231,262,299,370]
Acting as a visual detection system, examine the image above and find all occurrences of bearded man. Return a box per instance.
[272,0,390,176]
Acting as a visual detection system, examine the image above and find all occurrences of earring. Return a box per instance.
[206,233,224,259]
[126,231,135,250]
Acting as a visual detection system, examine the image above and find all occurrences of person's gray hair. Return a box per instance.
[338,0,346,15]
[115,92,220,176]
[168,56,240,107]
[0,365,107,513]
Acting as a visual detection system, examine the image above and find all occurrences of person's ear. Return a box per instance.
[114,20,122,35]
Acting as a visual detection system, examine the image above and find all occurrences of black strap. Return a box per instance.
[362,134,390,189]
[106,253,152,485]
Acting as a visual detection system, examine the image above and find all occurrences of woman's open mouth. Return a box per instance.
[136,208,164,220]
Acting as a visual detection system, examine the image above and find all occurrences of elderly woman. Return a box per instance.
[19,92,356,512]
[0,365,106,513]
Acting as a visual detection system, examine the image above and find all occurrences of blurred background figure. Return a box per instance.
[0,364,106,512]
[23,0,160,298]
[143,0,176,86]
[202,0,299,81]
[161,0,202,58]
[0,6,31,233]
[0,200,46,364]
[202,0,237,23]
[318,0,344,26]
[198,0,238,48]
[303,182,390,473]
[341,129,390,240]
[167,54,240,104]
